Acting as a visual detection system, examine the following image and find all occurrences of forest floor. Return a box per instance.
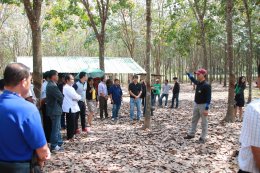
[43,83,260,173]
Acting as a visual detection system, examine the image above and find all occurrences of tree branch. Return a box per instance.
[23,0,36,22]
[82,0,100,41]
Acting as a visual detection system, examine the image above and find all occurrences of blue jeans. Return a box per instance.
[171,93,179,108]
[130,98,141,121]
[50,115,63,149]
[159,94,169,106]
[112,104,121,119]
[152,94,160,106]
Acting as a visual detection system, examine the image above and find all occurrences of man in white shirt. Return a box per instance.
[98,77,108,119]
[238,64,260,173]
[62,74,81,140]
[159,79,171,108]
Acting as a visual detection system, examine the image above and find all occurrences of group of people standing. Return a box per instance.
[41,71,124,152]
[0,62,259,173]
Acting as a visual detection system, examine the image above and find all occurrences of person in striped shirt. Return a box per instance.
[238,64,260,173]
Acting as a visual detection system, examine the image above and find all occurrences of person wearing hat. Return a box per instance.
[171,77,180,109]
[184,68,211,144]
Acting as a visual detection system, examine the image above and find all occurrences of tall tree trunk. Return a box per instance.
[23,0,42,108]
[224,0,235,122]
[31,26,42,106]
[223,44,227,87]
[144,0,152,130]
[200,23,208,69]
[243,0,253,103]
[81,0,109,72]
[98,32,105,71]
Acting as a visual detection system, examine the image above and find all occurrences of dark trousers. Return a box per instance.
[66,110,76,140]
[42,103,52,143]
[159,94,169,106]
[99,96,108,118]
[0,161,30,173]
[141,97,145,106]
[75,101,86,130]
[61,112,66,129]
[171,93,179,108]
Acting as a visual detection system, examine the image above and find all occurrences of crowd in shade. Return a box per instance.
[0,62,259,173]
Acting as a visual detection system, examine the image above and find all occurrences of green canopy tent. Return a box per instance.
[76,68,105,79]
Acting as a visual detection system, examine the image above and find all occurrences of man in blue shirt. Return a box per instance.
[109,79,123,121]
[0,63,50,172]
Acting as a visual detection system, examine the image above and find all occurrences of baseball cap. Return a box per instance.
[194,68,207,75]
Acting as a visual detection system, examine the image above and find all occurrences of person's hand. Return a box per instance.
[111,100,114,104]
[38,160,45,167]
[203,110,208,116]
[105,96,108,100]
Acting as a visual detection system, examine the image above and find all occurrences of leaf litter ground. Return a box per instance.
[44,83,246,173]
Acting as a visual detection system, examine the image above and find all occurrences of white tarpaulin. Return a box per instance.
[17,56,146,74]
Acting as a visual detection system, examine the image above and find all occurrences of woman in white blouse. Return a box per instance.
[62,74,81,140]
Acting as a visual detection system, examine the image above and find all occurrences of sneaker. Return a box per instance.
[184,135,195,139]
[111,118,115,121]
[82,128,88,132]
[75,128,81,134]
[197,138,206,144]
[51,145,64,153]
[165,106,168,108]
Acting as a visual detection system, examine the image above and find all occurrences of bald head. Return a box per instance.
[4,63,30,87]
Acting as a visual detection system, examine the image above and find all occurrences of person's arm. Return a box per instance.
[98,84,105,97]
[23,110,50,167]
[137,85,142,98]
[203,84,211,116]
[252,146,260,169]
[129,90,137,97]
[35,143,51,166]
[72,83,78,91]
[177,83,180,93]
[186,73,199,85]
[49,85,64,102]
[67,87,81,101]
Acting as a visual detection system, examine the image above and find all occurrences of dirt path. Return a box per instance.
[44,83,247,173]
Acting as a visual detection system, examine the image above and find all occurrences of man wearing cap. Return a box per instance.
[184,68,211,144]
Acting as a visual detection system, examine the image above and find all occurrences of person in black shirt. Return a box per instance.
[171,77,180,109]
[57,74,66,130]
[234,76,246,122]
[128,75,142,123]
[184,68,211,144]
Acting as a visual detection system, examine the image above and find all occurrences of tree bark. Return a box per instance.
[224,0,235,122]
[223,44,227,87]
[243,0,253,103]
[144,0,152,130]
[23,0,42,108]
[82,0,109,72]
[188,0,208,69]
